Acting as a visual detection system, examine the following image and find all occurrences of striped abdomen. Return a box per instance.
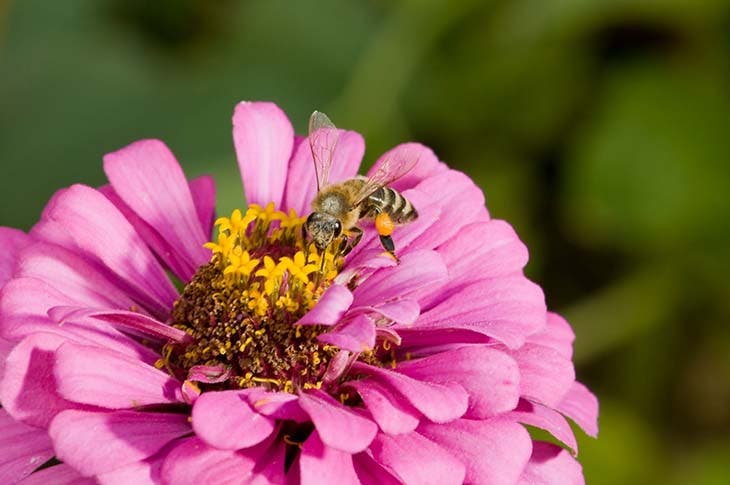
[362,187,418,224]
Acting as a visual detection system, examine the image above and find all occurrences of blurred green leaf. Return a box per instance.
[562,61,730,253]
[578,398,667,485]
[564,264,681,363]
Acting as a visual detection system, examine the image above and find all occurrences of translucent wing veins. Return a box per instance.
[308,111,340,191]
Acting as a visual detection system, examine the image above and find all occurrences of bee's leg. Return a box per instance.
[379,234,399,262]
[341,227,363,257]
[375,212,398,262]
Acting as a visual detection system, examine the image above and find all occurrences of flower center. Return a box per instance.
[161,203,344,393]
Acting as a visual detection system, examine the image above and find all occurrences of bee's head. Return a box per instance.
[305,212,342,251]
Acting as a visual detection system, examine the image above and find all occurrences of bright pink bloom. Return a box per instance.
[0,101,598,484]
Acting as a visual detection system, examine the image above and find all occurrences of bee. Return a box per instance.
[304,111,419,261]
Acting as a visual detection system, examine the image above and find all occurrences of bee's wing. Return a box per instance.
[354,145,420,205]
[308,111,341,191]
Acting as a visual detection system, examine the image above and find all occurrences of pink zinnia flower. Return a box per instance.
[0,101,598,484]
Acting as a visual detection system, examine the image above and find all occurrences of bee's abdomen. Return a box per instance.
[365,187,418,224]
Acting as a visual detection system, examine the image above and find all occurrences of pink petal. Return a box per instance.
[435,219,529,288]
[368,430,465,485]
[406,170,489,252]
[397,327,490,350]
[396,346,520,419]
[54,342,183,409]
[351,362,468,424]
[192,390,276,450]
[19,464,95,485]
[353,453,402,485]
[189,175,216,238]
[352,250,447,306]
[0,227,29,287]
[248,390,309,422]
[298,390,377,453]
[161,437,285,485]
[0,333,78,428]
[351,298,420,325]
[33,184,177,318]
[0,337,14,383]
[283,130,365,216]
[0,409,54,483]
[0,278,157,363]
[48,306,191,344]
[526,312,575,359]
[94,446,167,485]
[100,185,199,283]
[14,241,138,312]
[345,378,420,435]
[49,409,190,477]
[318,314,376,352]
[419,417,532,485]
[297,284,353,326]
[518,441,585,485]
[508,400,578,454]
[508,343,576,407]
[233,101,294,208]
[103,140,210,280]
[556,381,599,438]
[368,143,447,193]
[299,431,359,485]
[416,276,547,349]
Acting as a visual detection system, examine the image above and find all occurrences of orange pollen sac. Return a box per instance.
[375,212,395,236]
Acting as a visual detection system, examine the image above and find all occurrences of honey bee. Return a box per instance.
[304,111,418,261]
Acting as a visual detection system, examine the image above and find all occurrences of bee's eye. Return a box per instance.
[333,220,342,236]
[306,213,317,227]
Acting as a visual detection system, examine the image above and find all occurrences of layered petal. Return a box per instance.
[0,409,54,483]
[13,241,138,312]
[1,333,79,427]
[557,381,599,438]
[508,343,576,407]
[396,346,521,418]
[419,417,532,485]
[368,430,465,485]
[192,390,276,450]
[233,101,294,208]
[31,184,177,317]
[318,314,376,352]
[19,464,95,485]
[345,378,421,435]
[189,175,216,238]
[53,341,184,409]
[435,219,528,288]
[527,312,576,359]
[415,276,547,349]
[518,442,584,485]
[508,400,578,454]
[160,437,285,485]
[351,362,468,424]
[103,139,210,281]
[296,284,353,326]
[352,250,447,306]
[299,431,359,485]
[298,390,377,453]
[49,409,191,477]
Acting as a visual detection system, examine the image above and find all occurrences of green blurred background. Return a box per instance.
[2,1,730,483]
